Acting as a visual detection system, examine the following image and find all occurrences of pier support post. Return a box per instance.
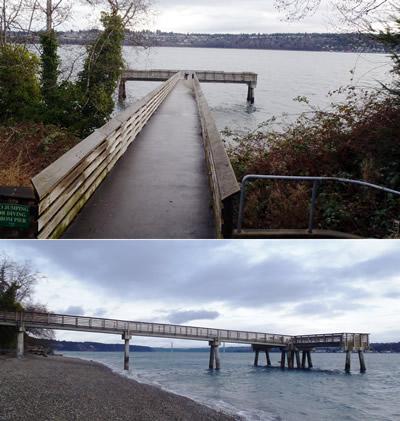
[301,351,306,369]
[358,350,366,373]
[16,327,25,359]
[265,350,271,367]
[247,84,255,104]
[215,342,221,370]
[209,343,215,369]
[345,350,351,373]
[295,351,301,368]
[306,351,313,368]
[287,351,294,369]
[280,350,286,369]
[118,79,127,102]
[122,332,131,371]
[209,340,221,370]
[254,350,260,367]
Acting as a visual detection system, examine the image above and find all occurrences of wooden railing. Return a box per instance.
[31,72,182,239]
[0,311,292,346]
[122,69,257,86]
[192,73,240,238]
[0,311,369,350]
[294,333,370,350]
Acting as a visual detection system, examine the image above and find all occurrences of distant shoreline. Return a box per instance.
[9,31,390,54]
[0,354,236,421]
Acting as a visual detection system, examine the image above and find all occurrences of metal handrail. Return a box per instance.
[237,175,400,234]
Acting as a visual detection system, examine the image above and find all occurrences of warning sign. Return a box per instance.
[0,203,31,229]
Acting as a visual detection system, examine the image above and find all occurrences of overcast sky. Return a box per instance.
[68,0,336,33]
[1,240,399,347]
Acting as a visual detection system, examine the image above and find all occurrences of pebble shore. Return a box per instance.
[0,355,237,421]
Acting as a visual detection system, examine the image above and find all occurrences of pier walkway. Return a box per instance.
[26,70,244,239]
[1,311,369,373]
[64,80,214,239]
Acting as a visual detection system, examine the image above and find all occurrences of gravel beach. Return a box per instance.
[0,355,237,421]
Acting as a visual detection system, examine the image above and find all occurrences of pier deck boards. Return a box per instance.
[63,80,215,239]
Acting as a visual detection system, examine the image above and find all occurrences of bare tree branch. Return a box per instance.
[274,0,398,31]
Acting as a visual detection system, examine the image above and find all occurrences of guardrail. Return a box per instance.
[193,73,241,238]
[122,69,257,86]
[294,333,370,350]
[31,72,182,239]
[0,311,292,346]
[237,175,400,234]
[0,311,369,350]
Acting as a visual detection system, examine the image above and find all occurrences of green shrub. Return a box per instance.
[0,44,42,123]
[226,89,400,238]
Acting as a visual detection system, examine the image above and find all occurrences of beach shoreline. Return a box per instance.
[0,354,237,421]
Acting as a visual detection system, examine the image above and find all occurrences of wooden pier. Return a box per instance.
[1,311,369,373]
[26,70,242,239]
[119,69,258,104]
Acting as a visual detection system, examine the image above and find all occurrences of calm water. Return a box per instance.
[60,46,393,132]
[64,351,400,421]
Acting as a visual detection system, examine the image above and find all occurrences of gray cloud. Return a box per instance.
[65,0,333,33]
[3,240,400,320]
[94,308,108,317]
[64,305,85,315]
[166,310,220,324]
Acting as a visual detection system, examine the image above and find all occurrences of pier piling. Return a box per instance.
[118,79,127,102]
[254,350,260,367]
[295,351,301,368]
[266,350,272,367]
[306,351,313,368]
[358,350,366,373]
[345,350,351,373]
[247,84,255,104]
[209,340,221,370]
[301,351,306,368]
[280,350,286,369]
[16,328,25,359]
[122,332,132,371]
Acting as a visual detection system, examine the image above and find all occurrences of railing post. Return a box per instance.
[308,180,320,234]
[237,179,248,233]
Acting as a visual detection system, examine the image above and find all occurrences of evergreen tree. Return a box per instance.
[77,12,125,136]
[40,29,61,114]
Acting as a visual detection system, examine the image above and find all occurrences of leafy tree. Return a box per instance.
[0,44,42,123]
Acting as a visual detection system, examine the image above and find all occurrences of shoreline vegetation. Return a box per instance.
[0,354,236,421]
[225,87,400,238]
[10,31,390,53]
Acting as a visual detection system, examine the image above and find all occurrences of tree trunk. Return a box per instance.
[46,0,52,31]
